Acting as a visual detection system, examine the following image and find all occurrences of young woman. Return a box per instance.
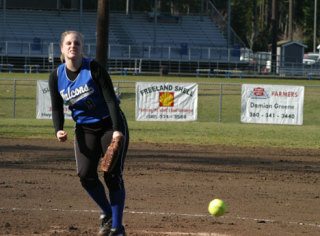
[49,31,129,236]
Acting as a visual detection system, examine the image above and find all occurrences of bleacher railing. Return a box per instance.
[0,40,239,61]
[1,40,320,79]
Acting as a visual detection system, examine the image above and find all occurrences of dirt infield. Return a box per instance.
[0,138,319,236]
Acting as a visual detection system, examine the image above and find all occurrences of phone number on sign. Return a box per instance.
[250,112,295,119]
[146,114,187,119]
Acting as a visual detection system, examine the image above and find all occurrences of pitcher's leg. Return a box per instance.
[75,126,112,216]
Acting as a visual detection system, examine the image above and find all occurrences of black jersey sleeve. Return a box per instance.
[90,60,124,132]
[48,69,65,134]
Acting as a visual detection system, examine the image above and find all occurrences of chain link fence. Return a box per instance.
[1,78,320,126]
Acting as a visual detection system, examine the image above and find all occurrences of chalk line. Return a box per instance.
[0,206,319,229]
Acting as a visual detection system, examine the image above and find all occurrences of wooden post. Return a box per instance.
[96,0,109,69]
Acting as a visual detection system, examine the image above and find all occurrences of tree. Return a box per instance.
[302,0,318,51]
[101,0,318,53]
[231,0,254,48]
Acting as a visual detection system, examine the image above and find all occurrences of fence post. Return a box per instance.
[116,81,120,98]
[13,79,16,118]
[219,83,223,122]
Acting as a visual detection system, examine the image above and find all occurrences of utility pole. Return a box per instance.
[79,0,83,32]
[288,0,293,41]
[2,0,6,41]
[153,0,158,46]
[271,0,278,74]
[96,0,109,69]
[314,0,317,52]
[227,0,231,67]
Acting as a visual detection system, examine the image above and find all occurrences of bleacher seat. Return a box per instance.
[1,9,229,60]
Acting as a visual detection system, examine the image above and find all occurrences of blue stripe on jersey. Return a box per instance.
[57,58,109,124]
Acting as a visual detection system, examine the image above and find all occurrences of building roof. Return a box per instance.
[277,40,307,48]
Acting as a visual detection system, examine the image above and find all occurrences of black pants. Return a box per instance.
[74,112,129,191]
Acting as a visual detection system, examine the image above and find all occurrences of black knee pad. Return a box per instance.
[80,177,99,190]
[104,173,124,191]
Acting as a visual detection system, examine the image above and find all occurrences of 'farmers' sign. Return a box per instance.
[241,84,304,125]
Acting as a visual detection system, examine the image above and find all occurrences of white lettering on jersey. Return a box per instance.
[60,84,94,105]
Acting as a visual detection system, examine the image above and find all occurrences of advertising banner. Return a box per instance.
[36,80,71,119]
[241,84,304,125]
[136,82,198,121]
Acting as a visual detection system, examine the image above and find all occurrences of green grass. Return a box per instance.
[1,73,320,150]
[0,117,319,150]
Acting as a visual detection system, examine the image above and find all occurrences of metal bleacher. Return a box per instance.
[113,13,227,47]
[1,9,229,61]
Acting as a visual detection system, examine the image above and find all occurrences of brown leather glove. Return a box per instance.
[100,135,123,172]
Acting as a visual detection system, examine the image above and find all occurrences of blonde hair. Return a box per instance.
[59,31,84,62]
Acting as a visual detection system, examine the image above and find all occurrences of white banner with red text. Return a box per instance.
[136,82,198,121]
[241,84,304,125]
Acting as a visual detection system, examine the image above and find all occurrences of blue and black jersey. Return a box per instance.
[57,58,109,124]
[49,58,124,133]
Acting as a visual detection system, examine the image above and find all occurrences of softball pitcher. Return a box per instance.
[48,31,129,236]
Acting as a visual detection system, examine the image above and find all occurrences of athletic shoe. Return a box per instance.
[98,214,112,236]
[108,226,126,236]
